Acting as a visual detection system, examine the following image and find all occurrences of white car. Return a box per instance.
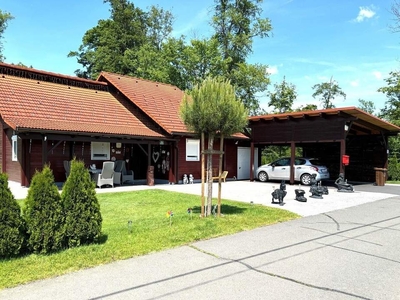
[256,157,330,185]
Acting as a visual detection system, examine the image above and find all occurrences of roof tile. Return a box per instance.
[0,73,164,138]
[99,72,188,134]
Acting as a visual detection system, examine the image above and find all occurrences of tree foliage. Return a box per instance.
[390,0,400,33]
[0,173,25,258]
[69,0,272,115]
[23,165,64,254]
[68,0,173,79]
[312,77,346,109]
[0,9,14,62]
[294,104,318,111]
[268,76,297,113]
[181,77,248,215]
[211,0,272,115]
[378,71,400,126]
[357,99,375,115]
[62,159,102,247]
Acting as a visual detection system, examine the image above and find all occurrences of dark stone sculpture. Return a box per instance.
[272,181,287,205]
[309,174,323,199]
[335,173,354,192]
[295,188,307,202]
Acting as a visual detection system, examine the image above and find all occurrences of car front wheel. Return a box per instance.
[258,171,268,182]
[300,173,312,185]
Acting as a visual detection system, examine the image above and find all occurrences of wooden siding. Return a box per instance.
[2,129,23,182]
[176,137,239,182]
[252,118,345,143]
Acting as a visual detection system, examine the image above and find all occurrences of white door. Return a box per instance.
[237,147,258,180]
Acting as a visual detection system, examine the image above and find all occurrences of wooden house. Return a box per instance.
[0,63,250,186]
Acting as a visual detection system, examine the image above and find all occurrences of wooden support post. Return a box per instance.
[290,141,295,185]
[340,139,346,176]
[201,132,205,218]
[250,142,255,181]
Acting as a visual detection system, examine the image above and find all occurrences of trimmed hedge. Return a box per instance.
[23,165,65,254]
[0,173,26,258]
[62,159,102,247]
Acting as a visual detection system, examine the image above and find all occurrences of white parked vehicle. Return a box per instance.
[256,157,330,185]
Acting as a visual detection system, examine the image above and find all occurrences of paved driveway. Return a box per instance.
[9,180,399,217]
[2,193,400,299]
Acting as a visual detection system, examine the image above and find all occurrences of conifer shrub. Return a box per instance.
[62,159,102,248]
[0,173,26,258]
[23,165,65,254]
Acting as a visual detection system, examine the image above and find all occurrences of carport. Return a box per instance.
[248,107,400,184]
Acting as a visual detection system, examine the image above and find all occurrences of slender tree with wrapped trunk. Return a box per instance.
[180,77,248,216]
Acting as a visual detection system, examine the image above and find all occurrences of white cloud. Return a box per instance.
[266,65,278,75]
[350,79,359,87]
[372,71,382,80]
[354,6,376,22]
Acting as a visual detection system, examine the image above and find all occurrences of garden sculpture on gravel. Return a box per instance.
[271,180,287,205]
[295,187,307,202]
[309,174,324,199]
[335,173,354,192]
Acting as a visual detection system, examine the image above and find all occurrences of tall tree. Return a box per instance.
[312,77,346,109]
[212,0,272,71]
[268,76,297,113]
[211,0,272,115]
[68,0,173,79]
[0,9,14,62]
[358,99,375,115]
[180,77,248,216]
[378,71,400,126]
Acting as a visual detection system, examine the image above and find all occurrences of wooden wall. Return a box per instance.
[252,117,345,143]
[176,136,240,182]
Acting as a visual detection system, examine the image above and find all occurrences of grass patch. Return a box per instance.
[386,181,400,184]
[0,189,299,289]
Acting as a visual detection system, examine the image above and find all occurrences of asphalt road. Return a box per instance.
[1,184,400,299]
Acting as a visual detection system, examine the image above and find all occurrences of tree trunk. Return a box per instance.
[217,135,224,216]
[200,132,205,218]
[206,135,214,216]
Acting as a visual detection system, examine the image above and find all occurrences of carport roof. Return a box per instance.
[249,107,400,134]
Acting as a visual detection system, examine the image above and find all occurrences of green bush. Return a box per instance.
[388,156,400,181]
[0,173,26,258]
[23,165,65,254]
[62,159,102,247]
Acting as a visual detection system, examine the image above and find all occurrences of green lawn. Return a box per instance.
[0,189,299,290]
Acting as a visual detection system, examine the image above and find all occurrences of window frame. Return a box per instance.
[91,142,110,160]
[186,138,200,161]
[11,135,18,162]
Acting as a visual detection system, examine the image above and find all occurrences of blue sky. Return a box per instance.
[1,0,399,113]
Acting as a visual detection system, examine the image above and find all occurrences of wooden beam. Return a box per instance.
[290,142,295,184]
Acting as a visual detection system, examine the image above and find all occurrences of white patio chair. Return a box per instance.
[96,161,115,188]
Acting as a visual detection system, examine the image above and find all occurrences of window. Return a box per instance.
[186,139,200,161]
[11,135,18,161]
[91,142,110,160]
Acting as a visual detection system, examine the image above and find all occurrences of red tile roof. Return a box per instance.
[98,72,188,135]
[0,64,164,138]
